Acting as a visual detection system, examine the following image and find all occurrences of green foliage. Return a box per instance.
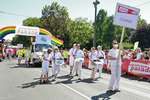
[11,2,147,50]
[69,18,94,49]
[40,2,70,48]
[129,23,150,50]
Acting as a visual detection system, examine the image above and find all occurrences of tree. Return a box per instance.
[96,9,107,46]
[40,2,70,48]
[69,17,94,50]
[129,23,150,50]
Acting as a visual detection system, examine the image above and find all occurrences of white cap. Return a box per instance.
[77,44,80,46]
[54,46,58,49]
[73,44,76,46]
[97,45,102,49]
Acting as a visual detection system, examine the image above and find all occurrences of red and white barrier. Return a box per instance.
[66,56,150,78]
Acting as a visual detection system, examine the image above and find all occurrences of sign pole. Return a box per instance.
[116,26,125,76]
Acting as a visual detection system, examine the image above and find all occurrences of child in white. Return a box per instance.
[40,48,52,83]
[71,44,84,80]
[88,47,98,80]
[107,40,123,92]
[52,46,63,79]
[97,45,105,78]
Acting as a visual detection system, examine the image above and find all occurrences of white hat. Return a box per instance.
[97,45,102,49]
[73,44,77,46]
[54,46,58,49]
[77,44,80,46]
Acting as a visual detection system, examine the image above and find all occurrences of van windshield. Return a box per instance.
[35,44,53,52]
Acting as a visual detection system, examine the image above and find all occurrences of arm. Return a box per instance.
[43,57,50,62]
[108,55,117,60]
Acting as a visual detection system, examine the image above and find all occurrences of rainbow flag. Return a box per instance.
[34,57,43,63]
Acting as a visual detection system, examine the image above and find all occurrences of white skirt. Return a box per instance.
[88,61,97,69]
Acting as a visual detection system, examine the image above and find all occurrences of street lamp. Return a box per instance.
[93,0,100,47]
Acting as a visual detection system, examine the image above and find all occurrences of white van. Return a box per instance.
[30,43,54,67]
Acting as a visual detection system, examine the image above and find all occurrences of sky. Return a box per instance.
[0,0,150,40]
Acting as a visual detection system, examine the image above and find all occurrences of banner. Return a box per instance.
[36,35,51,44]
[114,3,140,29]
[133,41,139,51]
[17,44,23,48]
[121,60,150,78]
[15,26,39,36]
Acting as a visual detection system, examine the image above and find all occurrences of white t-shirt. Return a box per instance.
[135,52,142,60]
[52,52,62,59]
[108,49,121,65]
[97,50,105,57]
[123,54,129,59]
[73,49,84,58]
[68,48,76,56]
[43,53,51,65]
[89,52,97,60]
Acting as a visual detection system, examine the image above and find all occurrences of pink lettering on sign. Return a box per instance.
[120,18,132,23]
[118,5,138,15]
[130,64,150,73]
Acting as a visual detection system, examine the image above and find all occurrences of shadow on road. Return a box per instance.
[91,91,117,100]
[19,80,52,89]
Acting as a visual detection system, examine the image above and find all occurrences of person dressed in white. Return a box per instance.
[71,44,84,80]
[135,48,142,60]
[52,46,63,80]
[88,47,98,80]
[40,48,52,83]
[97,45,105,78]
[68,44,77,75]
[123,50,130,60]
[107,40,124,92]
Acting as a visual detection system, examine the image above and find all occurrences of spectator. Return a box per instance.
[130,53,135,60]
[8,47,13,61]
[123,50,130,60]
[13,48,17,58]
[135,48,142,60]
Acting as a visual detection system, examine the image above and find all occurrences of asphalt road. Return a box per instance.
[0,59,150,100]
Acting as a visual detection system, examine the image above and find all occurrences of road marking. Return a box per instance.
[61,84,91,100]
[34,68,91,100]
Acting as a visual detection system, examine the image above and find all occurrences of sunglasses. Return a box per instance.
[113,43,117,44]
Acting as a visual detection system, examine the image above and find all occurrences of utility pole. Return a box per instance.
[93,0,100,47]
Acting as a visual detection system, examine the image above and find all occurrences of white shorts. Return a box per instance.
[41,64,49,75]
[18,55,22,59]
[25,56,29,61]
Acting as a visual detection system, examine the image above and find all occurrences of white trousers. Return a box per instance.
[69,56,74,66]
[53,64,61,75]
[97,64,103,77]
[72,61,82,78]
[108,64,121,90]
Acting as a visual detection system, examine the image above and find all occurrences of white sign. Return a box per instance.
[128,62,150,75]
[114,3,140,29]
[17,44,23,48]
[36,35,51,44]
[55,59,64,65]
[15,26,39,36]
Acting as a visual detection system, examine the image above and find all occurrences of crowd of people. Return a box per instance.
[1,40,150,92]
